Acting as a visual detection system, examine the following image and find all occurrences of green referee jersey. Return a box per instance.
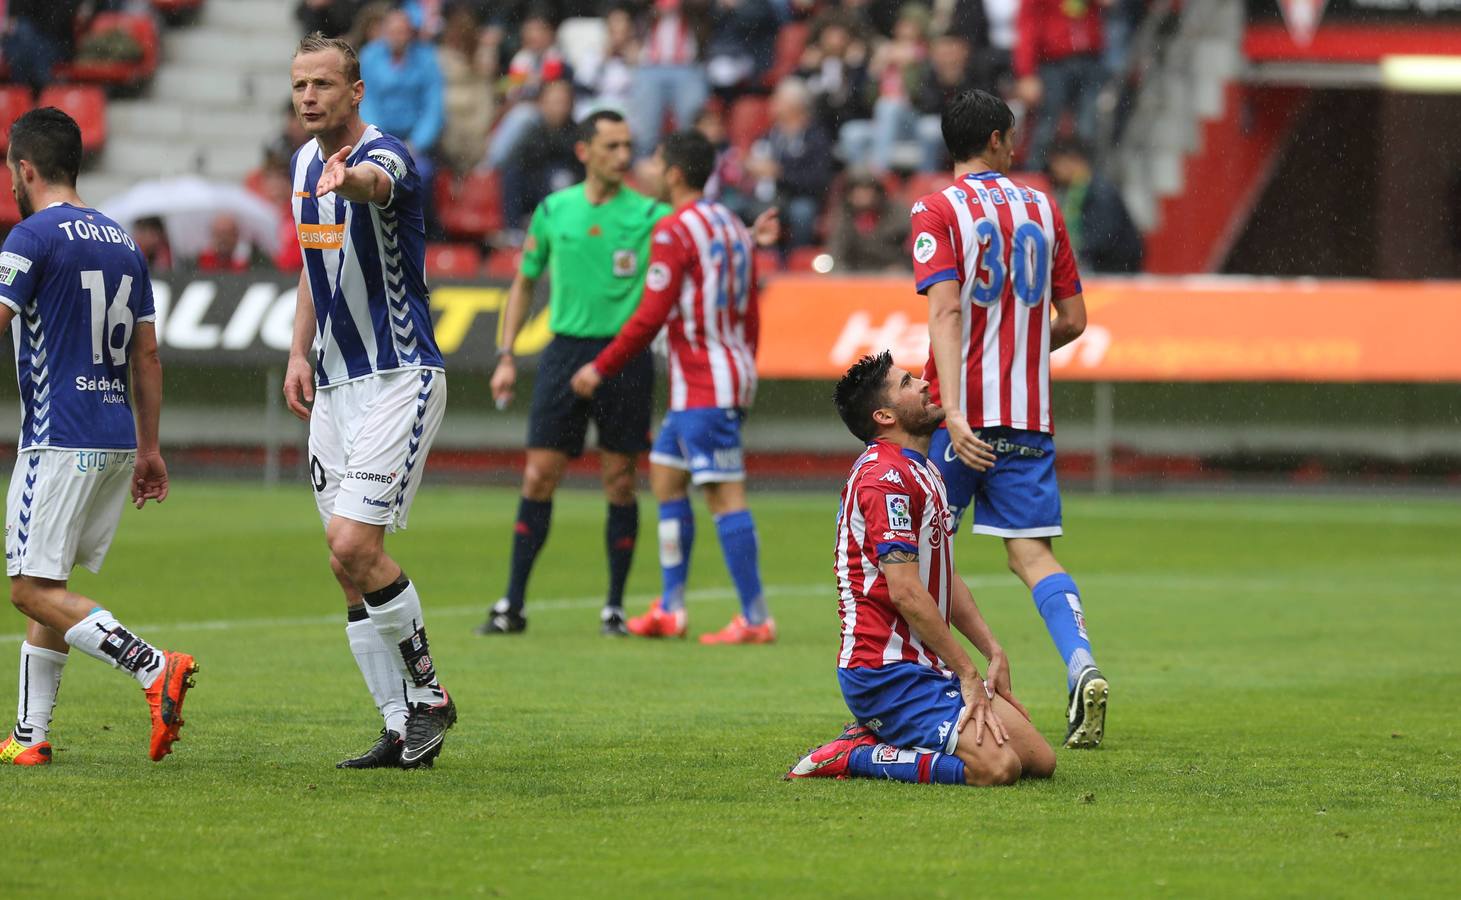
[519,182,671,338]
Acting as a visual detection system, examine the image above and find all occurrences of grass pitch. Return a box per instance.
[1,482,1458,897]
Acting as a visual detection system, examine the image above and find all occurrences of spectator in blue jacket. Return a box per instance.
[359,9,445,158]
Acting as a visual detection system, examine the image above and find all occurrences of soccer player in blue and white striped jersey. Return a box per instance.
[284,33,454,770]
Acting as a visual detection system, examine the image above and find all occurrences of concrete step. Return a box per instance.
[100,137,207,179]
[109,100,279,144]
[201,144,267,180]
[151,68,285,107]
[167,30,298,73]
[77,172,142,207]
[200,0,295,33]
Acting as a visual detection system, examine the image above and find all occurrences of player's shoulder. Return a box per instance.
[356,128,414,179]
[909,184,957,219]
[852,442,915,488]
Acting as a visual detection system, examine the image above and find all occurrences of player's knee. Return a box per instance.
[1025,743,1057,779]
[965,748,1022,786]
[8,578,45,617]
[326,528,380,575]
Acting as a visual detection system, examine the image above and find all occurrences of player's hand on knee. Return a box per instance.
[984,651,1031,722]
[284,357,315,421]
[491,357,517,409]
[131,452,169,509]
[569,363,601,399]
[957,675,1008,746]
[946,412,996,471]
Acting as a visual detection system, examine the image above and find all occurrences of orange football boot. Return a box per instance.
[699,615,777,645]
[144,651,198,761]
[626,599,687,638]
[785,723,877,779]
[0,734,52,766]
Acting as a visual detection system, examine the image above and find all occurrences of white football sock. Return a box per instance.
[362,576,444,707]
[13,642,67,746]
[346,614,409,735]
[62,609,164,688]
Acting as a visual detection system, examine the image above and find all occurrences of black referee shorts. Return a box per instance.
[527,335,654,458]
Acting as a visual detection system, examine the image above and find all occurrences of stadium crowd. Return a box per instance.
[0,0,1146,274]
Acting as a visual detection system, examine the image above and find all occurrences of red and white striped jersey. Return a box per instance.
[834,440,958,671]
[911,171,1082,434]
[593,199,759,410]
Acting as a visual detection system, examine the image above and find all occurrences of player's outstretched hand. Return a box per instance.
[945,411,996,471]
[570,363,602,399]
[283,356,315,421]
[751,206,781,248]
[956,672,1009,747]
[491,355,517,409]
[131,452,169,509]
[316,144,353,197]
[982,650,1031,723]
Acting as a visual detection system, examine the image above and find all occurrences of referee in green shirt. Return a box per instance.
[479,109,670,637]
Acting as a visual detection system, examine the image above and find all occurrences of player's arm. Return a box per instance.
[915,199,994,472]
[0,303,14,335]
[570,227,685,397]
[1049,203,1087,352]
[882,555,1009,746]
[315,144,392,206]
[284,269,316,420]
[948,574,1030,721]
[129,322,168,508]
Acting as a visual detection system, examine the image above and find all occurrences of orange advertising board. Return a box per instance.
[757,276,1461,382]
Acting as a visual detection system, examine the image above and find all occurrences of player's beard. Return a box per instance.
[13,175,33,220]
[899,401,945,437]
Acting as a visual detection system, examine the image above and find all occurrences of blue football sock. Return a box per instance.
[847,744,966,785]
[1031,573,1096,689]
[714,509,767,625]
[657,498,694,613]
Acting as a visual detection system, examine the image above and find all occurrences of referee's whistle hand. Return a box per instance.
[491,357,517,408]
[570,363,602,399]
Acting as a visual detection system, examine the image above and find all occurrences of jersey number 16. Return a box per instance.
[81,269,135,366]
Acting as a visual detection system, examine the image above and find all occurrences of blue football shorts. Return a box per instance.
[649,407,745,485]
[838,662,966,753]
[928,426,1062,538]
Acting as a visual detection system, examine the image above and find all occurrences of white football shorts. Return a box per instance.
[5,448,134,580]
[309,367,447,532]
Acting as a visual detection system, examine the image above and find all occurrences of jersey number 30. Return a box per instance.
[81,270,135,366]
[970,219,1050,308]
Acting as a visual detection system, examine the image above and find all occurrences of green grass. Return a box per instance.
[2,483,1458,897]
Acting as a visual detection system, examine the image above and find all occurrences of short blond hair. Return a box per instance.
[294,32,361,83]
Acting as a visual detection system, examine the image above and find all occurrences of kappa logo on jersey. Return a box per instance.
[298,223,345,250]
[909,201,927,216]
[612,249,638,278]
[878,468,903,486]
[365,148,408,182]
[646,261,672,292]
[913,232,938,264]
[885,494,912,530]
[0,251,32,286]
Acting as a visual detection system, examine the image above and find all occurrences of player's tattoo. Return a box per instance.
[879,549,918,566]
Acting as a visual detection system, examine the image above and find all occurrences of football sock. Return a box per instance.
[346,605,409,736]
[714,509,767,625]
[1031,573,1096,689]
[657,498,695,613]
[505,497,552,613]
[605,501,638,610]
[847,744,967,785]
[13,642,67,746]
[363,574,445,707]
[63,609,165,688]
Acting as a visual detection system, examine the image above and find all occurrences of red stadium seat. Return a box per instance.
[38,86,107,155]
[728,96,772,154]
[763,23,809,88]
[786,246,823,272]
[56,14,159,88]
[0,87,34,154]
[754,248,782,280]
[425,243,483,280]
[0,168,22,228]
[437,170,504,240]
[484,248,521,280]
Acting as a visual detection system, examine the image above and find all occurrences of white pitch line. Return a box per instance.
[1,571,1449,644]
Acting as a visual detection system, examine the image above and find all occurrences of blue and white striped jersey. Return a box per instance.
[290,126,444,388]
[0,203,156,451]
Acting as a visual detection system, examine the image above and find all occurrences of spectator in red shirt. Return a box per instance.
[195,214,262,273]
[1015,0,1109,169]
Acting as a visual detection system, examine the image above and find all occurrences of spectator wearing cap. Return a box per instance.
[827,169,909,273]
[1047,137,1143,273]
[628,0,710,158]
[1015,0,1109,169]
[746,78,832,249]
[485,8,572,169]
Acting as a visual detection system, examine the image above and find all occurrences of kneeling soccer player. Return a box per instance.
[0,108,196,766]
[787,351,1055,785]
